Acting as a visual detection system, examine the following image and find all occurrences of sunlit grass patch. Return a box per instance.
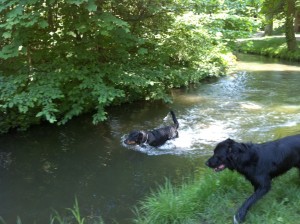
[133,169,300,224]
[235,36,300,61]
[133,170,248,223]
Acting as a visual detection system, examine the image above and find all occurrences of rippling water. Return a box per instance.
[122,55,300,157]
[1,54,300,223]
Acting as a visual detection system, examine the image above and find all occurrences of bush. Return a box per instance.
[0,1,239,133]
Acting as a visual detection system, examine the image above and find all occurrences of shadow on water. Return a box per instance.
[1,54,300,223]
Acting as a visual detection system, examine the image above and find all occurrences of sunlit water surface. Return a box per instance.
[1,54,300,223]
[125,54,300,156]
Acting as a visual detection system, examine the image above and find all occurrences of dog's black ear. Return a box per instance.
[231,143,247,154]
[137,132,144,140]
[226,138,234,143]
[226,138,237,154]
[134,132,144,145]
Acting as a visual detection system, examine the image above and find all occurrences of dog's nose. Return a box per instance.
[205,161,209,167]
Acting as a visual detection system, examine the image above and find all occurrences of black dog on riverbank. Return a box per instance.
[206,134,300,223]
[124,111,179,147]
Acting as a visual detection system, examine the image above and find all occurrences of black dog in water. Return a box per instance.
[124,111,179,147]
[206,135,300,223]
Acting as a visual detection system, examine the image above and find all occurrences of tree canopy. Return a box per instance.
[0,0,295,133]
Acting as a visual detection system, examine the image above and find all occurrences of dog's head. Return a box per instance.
[205,138,236,172]
[124,130,147,146]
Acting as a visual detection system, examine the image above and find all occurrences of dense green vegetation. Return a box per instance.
[0,1,299,134]
[134,169,300,223]
[0,0,262,133]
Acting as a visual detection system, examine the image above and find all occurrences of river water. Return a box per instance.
[1,54,300,223]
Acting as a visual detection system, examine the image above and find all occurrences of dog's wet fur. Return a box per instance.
[124,111,179,147]
[206,135,300,223]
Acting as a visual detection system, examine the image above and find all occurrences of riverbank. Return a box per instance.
[132,53,300,224]
[235,33,300,61]
[134,169,300,223]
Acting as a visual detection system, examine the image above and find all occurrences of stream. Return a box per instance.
[1,54,300,223]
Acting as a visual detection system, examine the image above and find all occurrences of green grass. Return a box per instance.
[133,169,300,224]
[50,197,105,224]
[0,197,105,224]
[235,35,300,61]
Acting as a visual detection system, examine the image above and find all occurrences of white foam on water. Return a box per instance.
[121,116,237,156]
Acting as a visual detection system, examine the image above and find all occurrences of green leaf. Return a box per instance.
[38,20,48,28]
[8,102,14,108]
[46,114,57,123]
[7,5,23,18]
[87,0,97,11]
[0,44,19,59]
[36,111,44,117]
[2,32,11,39]
[138,48,148,55]
[18,105,29,113]
[92,109,107,124]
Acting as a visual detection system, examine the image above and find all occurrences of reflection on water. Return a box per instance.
[1,54,300,223]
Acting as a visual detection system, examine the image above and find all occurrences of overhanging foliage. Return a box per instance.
[0,0,260,133]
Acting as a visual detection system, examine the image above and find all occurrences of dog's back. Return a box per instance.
[255,134,300,177]
[146,111,179,146]
[124,110,179,147]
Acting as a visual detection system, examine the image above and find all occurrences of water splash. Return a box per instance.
[121,57,300,156]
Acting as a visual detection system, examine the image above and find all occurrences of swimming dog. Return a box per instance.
[124,111,179,147]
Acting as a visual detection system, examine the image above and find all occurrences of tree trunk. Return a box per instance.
[264,13,273,36]
[285,0,298,51]
[294,10,300,32]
